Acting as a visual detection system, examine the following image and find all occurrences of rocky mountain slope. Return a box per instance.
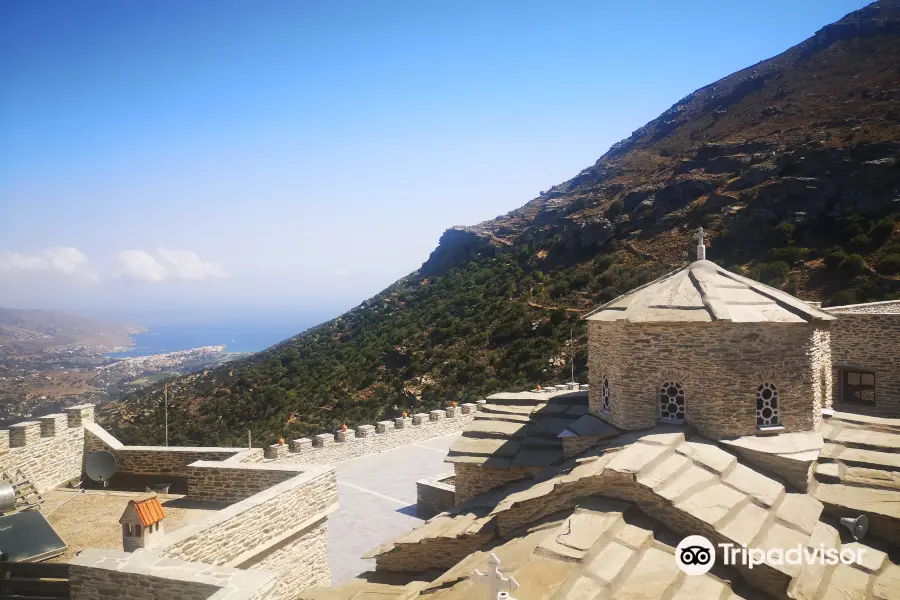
[103,1,900,447]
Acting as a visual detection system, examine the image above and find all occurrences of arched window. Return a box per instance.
[601,377,611,413]
[756,383,780,426]
[659,382,685,424]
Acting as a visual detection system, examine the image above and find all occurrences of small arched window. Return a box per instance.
[659,382,685,424]
[757,383,780,426]
[601,377,611,413]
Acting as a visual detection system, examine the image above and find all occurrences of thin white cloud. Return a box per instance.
[116,249,228,282]
[157,248,229,280]
[334,268,349,276]
[0,247,96,280]
[116,250,167,282]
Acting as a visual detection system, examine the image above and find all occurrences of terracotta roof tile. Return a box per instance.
[132,496,165,526]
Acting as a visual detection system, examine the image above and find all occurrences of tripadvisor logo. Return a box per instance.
[675,535,867,576]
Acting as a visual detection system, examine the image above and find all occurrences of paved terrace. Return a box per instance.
[327,431,461,585]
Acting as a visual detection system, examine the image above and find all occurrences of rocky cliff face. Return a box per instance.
[422,0,900,276]
[104,1,900,447]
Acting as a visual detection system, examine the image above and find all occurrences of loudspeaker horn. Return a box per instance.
[840,514,869,541]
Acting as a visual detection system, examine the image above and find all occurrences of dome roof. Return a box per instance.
[584,260,834,324]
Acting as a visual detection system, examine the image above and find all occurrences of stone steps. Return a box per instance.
[823,422,900,453]
[374,427,827,598]
[813,480,900,546]
[813,461,900,492]
[826,411,900,435]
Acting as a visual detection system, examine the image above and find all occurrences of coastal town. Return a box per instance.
[0,310,242,423]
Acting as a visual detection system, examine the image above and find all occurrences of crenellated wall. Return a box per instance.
[265,403,481,464]
[0,405,92,493]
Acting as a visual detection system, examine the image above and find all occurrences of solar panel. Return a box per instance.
[0,511,68,562]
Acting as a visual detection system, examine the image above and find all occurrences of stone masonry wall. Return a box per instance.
[240,517,330,600]
[0,405,92,493]
[416,473,456,519]
[84,423,247,477]
[268,404,476,465]
[588,321,829,439]
[454,463,533,504]
[70,547,276,600]
[828,310,900,417]
[158,466,337,569]
[183,461,305,503]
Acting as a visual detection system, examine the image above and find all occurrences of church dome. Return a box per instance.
[584,260,834,324]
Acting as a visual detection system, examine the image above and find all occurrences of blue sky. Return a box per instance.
[0,0,870,316]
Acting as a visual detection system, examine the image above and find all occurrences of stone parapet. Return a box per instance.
[160,463,336,566]
[63,404,95,427]
[70,547,276,600]
[416,473,456,519]
[271,403,481,466]
[39,414,68,437]
[394,417,413,429]
[84,423,248,480]
[335,429,354,442]
[9,421,41,448]
[314,433,334,448]
[267,443,289,459]
[292,438,313,452]
[1,409,89,493]
[357,424,376,438]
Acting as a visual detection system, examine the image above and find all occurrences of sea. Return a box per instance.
[101,312,330,358]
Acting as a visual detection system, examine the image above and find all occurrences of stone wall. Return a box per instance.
[70,547,276,600]
[240,517,330,599]
[183,460,305,503]
[454,463,533,504]
[84,423,249,477]
[0,405,92,493]
[158,465,337,568]
[588,321,830,439]
[268,404,477,465]
[416,473,456,519]
[827,306,900,418]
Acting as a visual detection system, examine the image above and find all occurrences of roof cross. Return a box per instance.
[472,553,519,600]
[693,226,707,260]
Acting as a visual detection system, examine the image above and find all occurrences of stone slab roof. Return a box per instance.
[827,299,900,314]
[446,389,591,469]
[583,259,835,324]
[306,421,899,600]
[813,413,900,546]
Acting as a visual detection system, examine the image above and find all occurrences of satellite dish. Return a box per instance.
[85,450,117,487]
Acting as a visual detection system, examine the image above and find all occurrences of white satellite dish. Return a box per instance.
[85,450,117,487]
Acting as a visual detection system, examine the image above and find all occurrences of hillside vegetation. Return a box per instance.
[102,1,900,447]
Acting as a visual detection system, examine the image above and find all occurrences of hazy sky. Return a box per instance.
[0,0,869,315]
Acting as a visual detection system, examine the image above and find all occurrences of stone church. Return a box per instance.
[585,231,900,440]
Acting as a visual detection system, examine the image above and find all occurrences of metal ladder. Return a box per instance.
[2,469,43,512]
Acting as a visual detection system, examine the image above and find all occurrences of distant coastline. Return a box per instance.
[103,315,314,359]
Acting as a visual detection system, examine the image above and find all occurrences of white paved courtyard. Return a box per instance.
[327,431,461,585]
